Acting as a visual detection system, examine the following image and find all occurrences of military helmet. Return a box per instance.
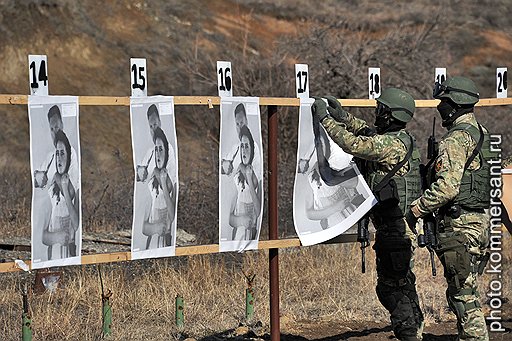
[433,76,479,106]
[376,88,415,123]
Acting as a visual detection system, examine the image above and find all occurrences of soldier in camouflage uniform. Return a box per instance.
[312,88,424,341]
[408,76,493,341]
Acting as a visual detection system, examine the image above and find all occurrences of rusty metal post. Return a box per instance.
[244,273,256,322]
[175,294,184,328]
[268,105,280,340]
[21,283,32,341]
[98,266,112,337]
[102,290,112,337]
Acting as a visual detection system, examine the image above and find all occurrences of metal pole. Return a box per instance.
[175,294,184,328]
[268,105,280,340]
[245,273,256,322]
[99,266,112,337]
[22,283,32,341]
[102,292,112,337]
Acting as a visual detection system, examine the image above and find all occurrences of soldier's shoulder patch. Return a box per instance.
[435,158,442,173]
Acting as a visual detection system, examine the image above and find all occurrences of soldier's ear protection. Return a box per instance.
[433,82,479,99]
[375,102,389,117]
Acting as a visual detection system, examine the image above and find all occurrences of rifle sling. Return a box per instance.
[463,123,484,171]
[373,134,414,193]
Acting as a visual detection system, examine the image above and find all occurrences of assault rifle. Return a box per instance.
[355,154,371,274]
[418,118,439,276]
[357,214,370,273]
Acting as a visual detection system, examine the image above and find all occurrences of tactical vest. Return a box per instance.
[444,123,495,210]
[367,130,422,217]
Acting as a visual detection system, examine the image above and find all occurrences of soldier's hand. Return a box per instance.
[324,95,349,123]
[311,98,329,122]
[405,209,419,235]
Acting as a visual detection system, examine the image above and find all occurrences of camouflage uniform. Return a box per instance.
[411,113,489,341]
[322,113,424,341]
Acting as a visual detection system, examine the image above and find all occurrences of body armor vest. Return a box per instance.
[366,130,422,218]
[444,122,495,210]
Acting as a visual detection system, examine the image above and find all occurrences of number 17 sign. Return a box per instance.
[295,64,309,99]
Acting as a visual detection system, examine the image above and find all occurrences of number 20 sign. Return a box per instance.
[368,67,381,99]
[497,67,508,98]
[28,55,49,96]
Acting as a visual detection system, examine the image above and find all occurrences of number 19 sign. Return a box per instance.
[217,61,232,97]
[28,55,49,96]
[368,67,381,99]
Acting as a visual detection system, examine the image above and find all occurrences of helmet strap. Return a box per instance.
[439,100,474,127]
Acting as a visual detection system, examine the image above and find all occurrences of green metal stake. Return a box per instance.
[22,284,32,341]
[102,290,113,337]
[246,287,254,322]
[99,266,112,338]
[244,273,256,323]
[176,294,184,328]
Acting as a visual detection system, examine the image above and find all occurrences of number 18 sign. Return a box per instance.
[28,55,49,96]
[368,67,381,99]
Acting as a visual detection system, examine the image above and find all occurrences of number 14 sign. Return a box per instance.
[28,55,49,96]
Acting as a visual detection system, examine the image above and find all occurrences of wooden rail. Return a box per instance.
[0,234,369,273]
[1,94,511,107]
[0,93,509,273]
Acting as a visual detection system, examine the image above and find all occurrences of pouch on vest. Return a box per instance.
[375,178,400,207]
[436,232,471,289]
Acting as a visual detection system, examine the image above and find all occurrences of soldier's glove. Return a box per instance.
[324,95,349,123]
[311,98,329,122]
[405,209,419,235]
[358,126,377,137]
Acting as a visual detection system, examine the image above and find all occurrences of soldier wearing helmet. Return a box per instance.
[312,88,424,341]
[408,77,494,340]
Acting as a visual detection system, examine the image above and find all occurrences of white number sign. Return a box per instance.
[295,64,309,99]
[368,67,381,99]
[28,55,49,96]
[435,67,447,85]
[217,61,232,97]
[131,58,147,97]
[497,67,508,98]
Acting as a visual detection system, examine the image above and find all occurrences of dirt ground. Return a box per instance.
[201,319,512,340]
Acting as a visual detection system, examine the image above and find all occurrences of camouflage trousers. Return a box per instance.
[373,216,424,341]
[437,212,490,341]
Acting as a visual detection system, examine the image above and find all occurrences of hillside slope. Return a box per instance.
[0,0,510,240]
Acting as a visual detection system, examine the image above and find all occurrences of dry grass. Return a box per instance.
[0,234,510,340]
